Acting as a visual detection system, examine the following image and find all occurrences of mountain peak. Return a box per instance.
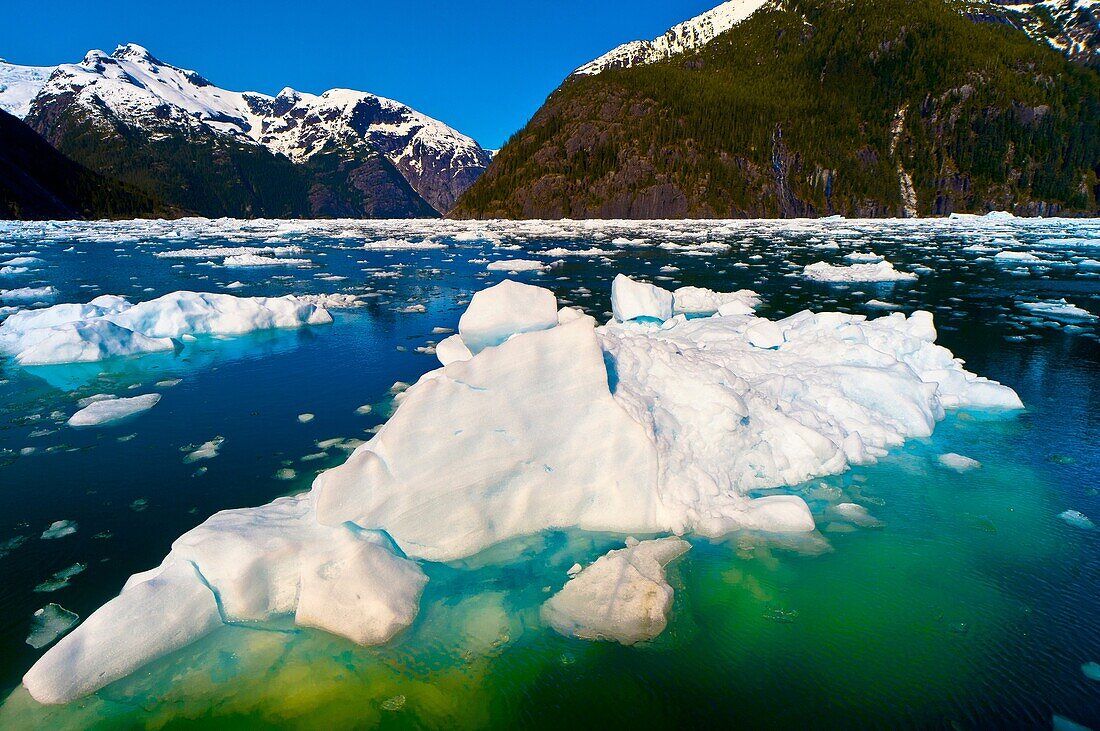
[112,43,159,64]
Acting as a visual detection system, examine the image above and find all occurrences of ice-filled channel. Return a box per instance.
[0,215,1098,729]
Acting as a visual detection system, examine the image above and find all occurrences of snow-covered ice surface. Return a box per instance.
[0,214,1098,728]
[67,394,161,427]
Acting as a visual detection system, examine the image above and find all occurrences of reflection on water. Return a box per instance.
[0,217,1097,728]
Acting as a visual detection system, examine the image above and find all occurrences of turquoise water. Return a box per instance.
[0,217,1097,728]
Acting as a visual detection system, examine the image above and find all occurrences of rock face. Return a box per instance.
[19,45,491,217]
[0,109,165,220]
[452,0,1099,219]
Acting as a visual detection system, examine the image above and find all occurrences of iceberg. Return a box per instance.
[23,274,1024,704]
[541,537,690,644]
[0,292,333,365]
[672,286,760,315]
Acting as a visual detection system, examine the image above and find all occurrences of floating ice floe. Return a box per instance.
[1082,662,1100,681]
[154,245,305,259]
[541,537,690,644]
[222,254,312,267]
[22,273,1024,704]
[39,521,77,540]
[68,394,161,427]
[486,259,549,272]
[26,605,79,649]
[937,453,982,472]
[0,286,58,303]
[0,292,333,365]
[1018,299,1096,324]
[802,260,918,283]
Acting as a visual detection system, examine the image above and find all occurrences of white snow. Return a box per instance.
[574,0,769,76]
[0,291,332,365]
[611,274,675,322]
[68,394,161,427]
[802,260,918,282]
[541,536,690,644]
[23,274,1025,703]
[0,59,55,118]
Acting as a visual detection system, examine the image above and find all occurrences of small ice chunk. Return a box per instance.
[436,333,473,366]
[40,520,77,540]
[1082,661,1100,681]
[183,436,224,463]
[458,279,558,354]
[830,502,884,528]
[672,286,760,315]
[26,604,79,649]
[542,536,690,644]
[611,274,674,322]
[802,260,917,282]
[1058,510,1095,530]
[745,320,784,349]
[298,413,315,423]
[486,259,549,272]
[938,453,981,472]
[68,394,161,427]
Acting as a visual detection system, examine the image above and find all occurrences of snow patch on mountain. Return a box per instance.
[0,59,55,118]
[573,0,771,76]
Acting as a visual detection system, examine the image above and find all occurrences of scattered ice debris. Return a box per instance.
[297,413,315,424]
[937,453,982,472]
[23,274,1024,703]
[26,605,79,649]
[802,260,918,282]
[68,394,161,427]
[1017,299,1096,324]
[541,537,690,644]
[0,292,333,365]
[34,563,86,593]
[40,521,77,540]
[183,436,224,464]
[993,251,1042,264]
[486,259,548,272]
[1058,510,1095,530]
[611,273,674,322]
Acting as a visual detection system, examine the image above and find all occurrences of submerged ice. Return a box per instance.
[22,274,1023,704]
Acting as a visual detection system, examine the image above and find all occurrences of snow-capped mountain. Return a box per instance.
[23,44,490,214]
[572,0,771,76]
[974,0,1099,63]
[570,0,1096,77]
[0,59,54,118]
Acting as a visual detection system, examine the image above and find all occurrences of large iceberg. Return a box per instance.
[0,292,333,365]
[22,275,1023,704]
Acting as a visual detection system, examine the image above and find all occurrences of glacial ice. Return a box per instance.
[67,394,161,427]
[23,274,1024,704]
[541,537,690,644]
[0,286,58,302]
[0,292,333,365]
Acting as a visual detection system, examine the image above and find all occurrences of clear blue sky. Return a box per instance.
[0,0,718,149]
